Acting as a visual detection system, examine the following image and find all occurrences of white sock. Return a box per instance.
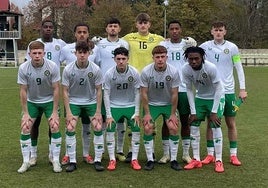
[182,138,190,156]
[190,126,200,161]
[20,135,31,163]
[144,139,154,161]
[66,134,76,163]
[30,145,37,158]
[131,132,140,160]
[162,139,170,156]
[51,134,62,162]
[94,132,104,162]
[212,128,223,162]
[106,132,115,161]
[169,136,179,161]
[230,148,237,156]
[82,123,91,157]
[116,122,125,153]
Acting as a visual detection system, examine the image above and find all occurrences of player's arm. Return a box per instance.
[62,85,72,120]
[20,84,33,133]
[169,87,178,123]
[49,81,60,131]
[103,86,114,128]
[141,86,151,122]
[94,84,102,119]
[234,60,247,100]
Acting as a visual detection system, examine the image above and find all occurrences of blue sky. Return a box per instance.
[10,0,31,9]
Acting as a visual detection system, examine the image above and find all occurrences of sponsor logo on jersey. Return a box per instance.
[224,48,229,54]
[166,75,171,81]
[71,73,75,77]
[88,72,93,78]
[101,45,107,48]
[44,70,50,76]
[128,76,134,82]
[55,45,60,51]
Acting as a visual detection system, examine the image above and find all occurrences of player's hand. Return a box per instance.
[106,117,115,129]
[21,113,33,133]
[209,113,221,127]
[66,113,76,131]
[49,112,59,131]
[131,114,140,127]
[143,114,152,126]
[239,90,248,102]
[169,114,178,126]
[185,37,197,47]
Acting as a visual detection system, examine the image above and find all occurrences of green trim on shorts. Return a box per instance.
[146,105,172,121]
[70,103,97,117]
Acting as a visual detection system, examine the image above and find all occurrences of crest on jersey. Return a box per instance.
[88,72,93,78]
[55,45,60,51]
[166,75,171,81]
[128,76,134,82]
[149,37,154,42]
[224,49,229,54]
[202,73,207,78]
[71,73,75,77]
[44,70,50,76]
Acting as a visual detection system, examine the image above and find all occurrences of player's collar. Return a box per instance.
[213,40,226,45]
[116,65,129,74]
[75,61,89,69]
[107,37,119,42]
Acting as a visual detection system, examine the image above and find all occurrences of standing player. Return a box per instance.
[62,41,104,172]
[17,41,62,173]
[97,18,129,162]
[200,21,247,166]
[60,23,100,165]
[182,46,225,173]
[140,45,182,171]
[103,47,141,171]
[25,20,66,166]
[159,20,197,164]
[123,13,164,162]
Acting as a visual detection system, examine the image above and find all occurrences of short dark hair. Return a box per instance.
[74,23,90,32]
[152,45,167,55]
[114,47,128,57]
[136,13,150,22]
[106,17,121,26]
[168,20,182,28]
[183,46,206,60]
[75,41,90,52]
[41,19,53,27]
[212,21,226,29]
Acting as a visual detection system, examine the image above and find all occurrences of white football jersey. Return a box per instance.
[25,38,66,67]
[160,39,189,92]
[97,38,129,76]
[62,61,103,105]
[140,63,180,106]
[200,40,244,93]
[104,65,140,107]
[182,60,224,99]
[60,42,101,65]
[17,59,60,103]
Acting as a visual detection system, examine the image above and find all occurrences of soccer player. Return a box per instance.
[140,45,182,171]
[17,41,62,173]
[97,18,129,162]
[25,20,66,166]
[182,46,225,173]
[62,41,104,172]
[60,23,99,165]
[103,47,141,171]
[159,20,196,164]
[200,21,247,166]
[123,13,164,162]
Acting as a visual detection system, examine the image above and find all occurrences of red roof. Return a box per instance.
[0,0,10,11]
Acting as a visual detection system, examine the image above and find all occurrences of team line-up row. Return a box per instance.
[17,13,247,174]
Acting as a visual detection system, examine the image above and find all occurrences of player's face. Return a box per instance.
[75,50,90,66]
[153,53,168,71]
[41,22,54,39]
[75,26,89,42]
[168,23,182,41]
[187,52,203,70]
[114,54,128,73]
[211,26,226,42]
[106,23,121,37]
[136,21,151,35]
[29,49,45,67]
